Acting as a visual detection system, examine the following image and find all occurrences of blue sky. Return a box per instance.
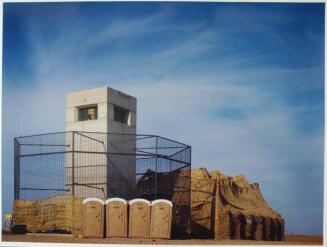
[2,2,324,235]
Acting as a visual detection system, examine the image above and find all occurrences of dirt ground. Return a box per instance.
[1,233,323,245]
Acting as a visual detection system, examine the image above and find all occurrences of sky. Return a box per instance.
[2,2,325,235]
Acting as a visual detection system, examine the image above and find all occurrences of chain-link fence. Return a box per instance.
[13,131,191,236]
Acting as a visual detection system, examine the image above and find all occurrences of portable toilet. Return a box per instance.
[128,199,150,238]
[150,199,173,239]
[82,198,104,238]
[105,198,128,238]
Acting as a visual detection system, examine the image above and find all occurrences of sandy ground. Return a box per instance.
[0,233,323,245]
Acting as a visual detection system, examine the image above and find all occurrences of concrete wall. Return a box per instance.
[66,87,136,199]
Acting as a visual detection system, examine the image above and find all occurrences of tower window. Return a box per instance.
[78,106,98,121]
[114,105,129,124]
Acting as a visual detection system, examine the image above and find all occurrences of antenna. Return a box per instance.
[19,114,24,136]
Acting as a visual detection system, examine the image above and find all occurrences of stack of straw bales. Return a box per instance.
[13,195,83,235]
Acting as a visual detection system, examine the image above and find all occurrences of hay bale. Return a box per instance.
[253,216,264,240]
[71,197,84,236]
[244,215,255,240]
[276,218,285,240]
[13,199,41,233]
[12,195,83,235]
[264,217,272,240]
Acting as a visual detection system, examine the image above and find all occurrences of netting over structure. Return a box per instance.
[13,131,191,236]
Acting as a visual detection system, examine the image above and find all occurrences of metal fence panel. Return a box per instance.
[13,131,191,236]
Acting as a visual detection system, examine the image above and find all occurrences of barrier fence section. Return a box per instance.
[13,131,191,236]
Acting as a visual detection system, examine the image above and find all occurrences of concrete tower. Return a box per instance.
[66,87,137,199]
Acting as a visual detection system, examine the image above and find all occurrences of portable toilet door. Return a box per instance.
[82,198,104,238]
[150,199,173,239]
[128,199,150,238]
[105,198,128,238]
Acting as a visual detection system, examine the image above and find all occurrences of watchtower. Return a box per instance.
[66,87,137,199]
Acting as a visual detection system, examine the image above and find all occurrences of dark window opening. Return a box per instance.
[78,106,98,121]
[114,105,129,124]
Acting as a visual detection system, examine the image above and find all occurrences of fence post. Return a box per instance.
[14,138,20,199]
[155,136,158,200]
[72,131,75,196]
[106,133,110,198]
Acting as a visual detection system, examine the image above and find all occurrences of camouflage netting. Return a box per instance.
[12,167,283,240]
[190,167,284,240]
[171,169,191,238]
[12,195,83,236]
